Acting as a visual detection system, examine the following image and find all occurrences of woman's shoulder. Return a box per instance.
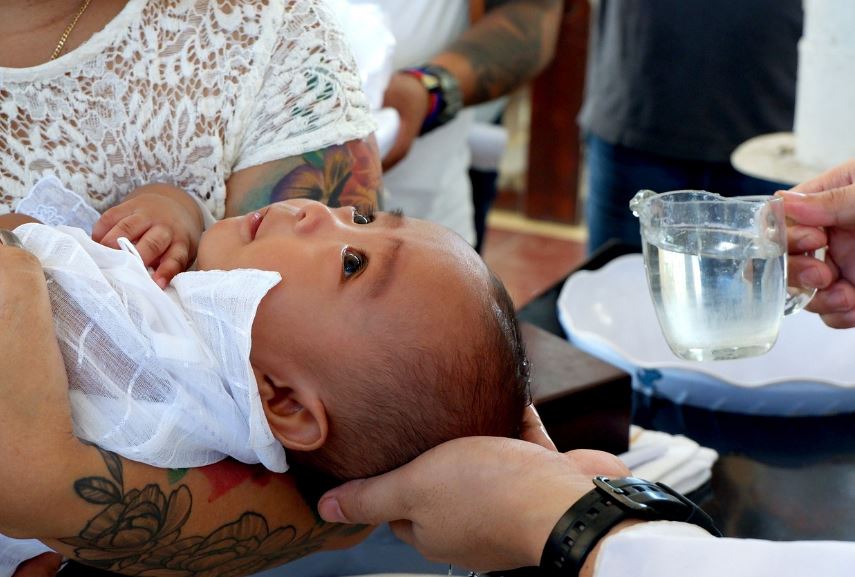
[145,0,338,51]
[167,0,335,27]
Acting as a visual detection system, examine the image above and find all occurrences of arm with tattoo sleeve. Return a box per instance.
[381,0,562,169]
[225,136,382,216]
[1,139,381,576]
[437,0,564,105]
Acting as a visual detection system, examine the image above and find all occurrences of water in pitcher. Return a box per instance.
[644,225,787,361]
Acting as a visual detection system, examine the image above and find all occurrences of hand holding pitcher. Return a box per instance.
[779,159,855,329]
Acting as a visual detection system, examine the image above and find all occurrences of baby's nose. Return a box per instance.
[294,200,334,234]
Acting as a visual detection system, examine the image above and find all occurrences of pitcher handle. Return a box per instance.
[785,246,826,315]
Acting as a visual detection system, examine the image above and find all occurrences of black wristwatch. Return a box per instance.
[540,476,721,576]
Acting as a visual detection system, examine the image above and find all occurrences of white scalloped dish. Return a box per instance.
[557,254,855,415]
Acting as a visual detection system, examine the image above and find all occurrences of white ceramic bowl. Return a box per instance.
[557,254,855,415]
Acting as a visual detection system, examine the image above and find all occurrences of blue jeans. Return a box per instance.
[584,134,789,254]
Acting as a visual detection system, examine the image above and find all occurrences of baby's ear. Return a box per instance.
[256,370,328,452]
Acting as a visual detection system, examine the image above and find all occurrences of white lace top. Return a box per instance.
[0,0,374,219]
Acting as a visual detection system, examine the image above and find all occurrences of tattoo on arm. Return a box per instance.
[446,0,562,103]
[235,138,383,217]
[59,447,365,576]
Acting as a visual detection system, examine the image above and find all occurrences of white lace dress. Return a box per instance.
[0,0,374,218]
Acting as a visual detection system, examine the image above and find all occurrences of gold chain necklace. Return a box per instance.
[50,0,93,61]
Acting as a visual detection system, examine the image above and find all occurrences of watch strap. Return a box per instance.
[399,65,463,135]
[540,483,624,576]
[540,476,721,576]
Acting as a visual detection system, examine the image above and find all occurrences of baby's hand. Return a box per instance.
[93,183,204,288]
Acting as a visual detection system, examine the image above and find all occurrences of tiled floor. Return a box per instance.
[481,210,587,309]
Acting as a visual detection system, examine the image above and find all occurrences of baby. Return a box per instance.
[0,178,530,576]
[8,178,531,481]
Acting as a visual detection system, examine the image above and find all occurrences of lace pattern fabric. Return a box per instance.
[0,0,374,218]
[14,175,100,230]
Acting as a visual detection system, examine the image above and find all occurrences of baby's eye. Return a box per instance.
[353,206,375,225]
[342,247,366,278]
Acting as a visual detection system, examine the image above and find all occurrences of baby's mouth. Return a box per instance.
[249,210,266,240]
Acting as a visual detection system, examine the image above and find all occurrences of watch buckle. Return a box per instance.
[593,476,653,512]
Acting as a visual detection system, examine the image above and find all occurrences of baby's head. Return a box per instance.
[196,199,530,480]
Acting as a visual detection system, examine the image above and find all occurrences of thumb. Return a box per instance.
[521,405,558,451]
[779,186,855,228]
[318,472,412,525]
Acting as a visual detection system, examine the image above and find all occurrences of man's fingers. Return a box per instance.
[98,213,150,249]
[564,449,630,477]
[805,280,855,316]
[780,185,855,228]
[134,225,173,267]
[819,309,855,330]
[153,242,190,288]
[789,159,855,194]
[521,405,558,451]
[787,224,827,253]
[388,520,416,547]
[319,471,413,525]
[788,254,834,290]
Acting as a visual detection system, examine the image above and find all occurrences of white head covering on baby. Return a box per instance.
[14,179,288,472]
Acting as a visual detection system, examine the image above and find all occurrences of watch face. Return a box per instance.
[421,74,441,91]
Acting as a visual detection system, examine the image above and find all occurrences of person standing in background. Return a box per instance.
[355,0,563,246]
[580,0,802,253]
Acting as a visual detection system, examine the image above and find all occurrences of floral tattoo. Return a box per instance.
[238,138,382,216]
[59,447,364,576]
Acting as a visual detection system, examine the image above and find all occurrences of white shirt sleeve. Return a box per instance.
[595,521,855,577]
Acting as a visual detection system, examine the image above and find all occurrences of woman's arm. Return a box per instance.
[0,142,381,575]
[224,135,382,216]
[0,247,368,573]
[0,213,40,229]
[0,245,78,534]
[39,452,370,574]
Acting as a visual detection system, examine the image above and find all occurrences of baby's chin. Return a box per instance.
[193,240,225,271]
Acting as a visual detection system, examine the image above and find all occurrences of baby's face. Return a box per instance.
[196,199,491,391]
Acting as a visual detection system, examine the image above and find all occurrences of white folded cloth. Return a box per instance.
[619,426,719,494]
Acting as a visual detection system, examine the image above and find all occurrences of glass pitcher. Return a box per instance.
[630,190,818,361]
